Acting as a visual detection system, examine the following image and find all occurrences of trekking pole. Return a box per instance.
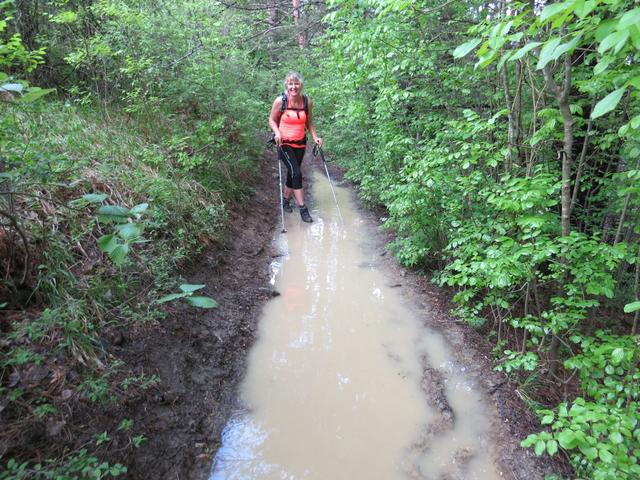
[276,146,287,234]
[313,145,344,225]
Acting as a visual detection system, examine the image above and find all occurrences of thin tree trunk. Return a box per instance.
[502,64,514,172]
[501,61,523,172]
[541,50,574,379]
[267,0,279,62]
[292,0,305,48]
[633,245,640,335]
[570,102,594,216]
[526,60,542,175]
[614,193,632,245]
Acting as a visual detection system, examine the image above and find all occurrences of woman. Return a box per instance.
[269,71,323,223]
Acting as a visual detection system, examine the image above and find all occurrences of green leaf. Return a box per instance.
[558,430,578,449]
[541,414,555,425]
[536,37,562,70]
[596,19,618,42]
[547,439,558,455]
[553,34,582,61]
[157,292,190,303]
[185,296,218,308]
[598,30,629,55]
[20,87,56,103]
[109,244,129,266]
[579,445,598,460]
[0,83,24,94]
[591,88,625,119]
[116,223,143,241]
[51,11,78,24]
[618,8,640,30]
[594,55,615,75]
[98,205,130,222]
[496,51,512,72]
[510,42,542,62]
[623,300,640,313]
[475,51,498,69]
[574,0,596,18]
[98,235,118,253]
[611,347,625,364]
[453,38,482,59]
[179,284,205,293]
[130,203,149,215]
[626,76,640,90]
[81,193,108,204]
[598,448,613,463]
[610,431,624,444]
[630,25,640,50]
[540,2,571,22]
[535,440,546,456]
[521,434,537,448]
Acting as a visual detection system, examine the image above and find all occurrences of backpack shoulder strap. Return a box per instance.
[303,94,308,114]
[280,93,288,113]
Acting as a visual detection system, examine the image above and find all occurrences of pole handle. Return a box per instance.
[312,144,327,163]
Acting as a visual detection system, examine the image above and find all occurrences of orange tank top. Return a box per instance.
[279,105,307,149]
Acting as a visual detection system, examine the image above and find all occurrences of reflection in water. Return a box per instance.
[210,170,503,480]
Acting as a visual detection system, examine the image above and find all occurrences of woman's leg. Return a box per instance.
[279,146,312,222]
[280,146,306,206]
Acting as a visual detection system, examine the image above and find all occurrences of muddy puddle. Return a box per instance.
[209,168,505,480]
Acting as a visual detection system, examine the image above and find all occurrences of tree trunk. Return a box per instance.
[267,0,279,63]
[501,62,522,172]
[542,51,574,379]
[292,0,305,48]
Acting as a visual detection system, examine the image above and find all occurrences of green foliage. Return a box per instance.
[1,348,42,368]
[2,0,276,475]
[79,375,112,403]
[495,350,539,374]
[95,202,148,266]
[157,284,218,309]
[316,1,640,478]
[120,374,159,391]
[1,450,127,479]
[523,396,639,479]
[565,333,639,406]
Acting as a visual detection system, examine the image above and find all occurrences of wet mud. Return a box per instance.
[120,152,566,479]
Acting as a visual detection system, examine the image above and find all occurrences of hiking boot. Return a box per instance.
[282,197,293,213]
[300,205,313,223]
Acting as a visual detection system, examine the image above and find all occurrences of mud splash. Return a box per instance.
[210,170,504,479]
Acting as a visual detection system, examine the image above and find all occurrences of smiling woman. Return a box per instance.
[268,71,323,224]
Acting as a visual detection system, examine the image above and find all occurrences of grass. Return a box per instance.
[0,96,263,476]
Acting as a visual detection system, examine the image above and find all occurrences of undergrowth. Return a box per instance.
[0,98,260,477]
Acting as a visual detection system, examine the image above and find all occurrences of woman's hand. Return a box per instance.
[314,137,323,148]
[274,132,282,146]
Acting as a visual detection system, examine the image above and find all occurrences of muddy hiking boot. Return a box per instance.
[299,205,313,223]
[282,197,293,213]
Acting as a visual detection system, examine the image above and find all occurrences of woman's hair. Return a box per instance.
[284,71,304,87]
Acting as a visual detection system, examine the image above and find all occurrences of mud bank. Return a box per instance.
[114,155,281,479]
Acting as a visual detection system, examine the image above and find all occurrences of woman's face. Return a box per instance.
[286,78,302,97]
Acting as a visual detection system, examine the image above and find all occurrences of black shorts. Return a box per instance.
[279,145,306,189]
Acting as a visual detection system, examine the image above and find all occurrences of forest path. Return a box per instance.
[206,161,549,480]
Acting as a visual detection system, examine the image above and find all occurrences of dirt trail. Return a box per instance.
[124,152,564,479]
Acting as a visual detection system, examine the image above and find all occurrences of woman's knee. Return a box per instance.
[291,172,303,189]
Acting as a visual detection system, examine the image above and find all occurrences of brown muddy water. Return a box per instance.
[209,170,505,480]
